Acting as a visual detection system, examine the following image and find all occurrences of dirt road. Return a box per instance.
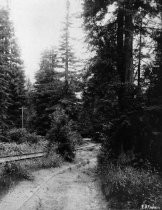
[0,143,108,210]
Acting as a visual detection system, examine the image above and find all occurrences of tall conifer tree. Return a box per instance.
[58,0,78,88]
[34,49,64,135]
[0,8,25,133]
[0,9,11,133]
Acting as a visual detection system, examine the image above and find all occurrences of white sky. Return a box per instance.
[0,0,86,82]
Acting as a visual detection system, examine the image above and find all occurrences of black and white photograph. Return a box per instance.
[0,0,161,209]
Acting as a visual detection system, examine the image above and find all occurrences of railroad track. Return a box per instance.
[0,152,46,164]
[0,140,98,164]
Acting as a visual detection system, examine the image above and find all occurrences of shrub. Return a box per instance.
[0,162,32,193]
[68,130,83,145]
[46,106,77,162]
[2,162,33,180]
[41,147,63,168]
[98,155,162,209]
[0,141,47,157]
[150,132,162,170]
[6,128,44,144]
[7,128,28,143]
[101,108,162,170]
[0,134,8,142]
[24,132,43,144]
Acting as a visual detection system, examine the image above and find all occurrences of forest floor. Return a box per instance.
[0,142,108,210]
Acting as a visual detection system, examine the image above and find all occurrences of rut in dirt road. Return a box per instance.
[20,159,108,210]
[0,143,108,210]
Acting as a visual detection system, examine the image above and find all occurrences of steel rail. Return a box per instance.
[0,152,46,164]
[0,143,97,164]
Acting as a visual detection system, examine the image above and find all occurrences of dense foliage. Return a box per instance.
[46,106,79,162]
[98,156,162,209]
[82,0,162,165]
[0,2,161,207]
[82,0,162,207]
[7,128,43,144]
[32,49,64,135]
[0,9,26,138]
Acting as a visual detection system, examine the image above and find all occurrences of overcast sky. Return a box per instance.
[0,0,86,82]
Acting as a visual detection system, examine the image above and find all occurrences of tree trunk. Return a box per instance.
[117,8,125,83]
[117,7,127,111]
[116,2,134,112]
[124,3,134,83]
[138,23,142,88]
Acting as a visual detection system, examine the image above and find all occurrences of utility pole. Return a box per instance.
[19,107,27,129]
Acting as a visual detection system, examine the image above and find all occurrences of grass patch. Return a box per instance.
[0,161,33,197]
[0,140,47,157]
[0,143,63,199]
[6,128,45,144]
[41,153,63,169]
[6,146,63,171]
[98,153,162,209]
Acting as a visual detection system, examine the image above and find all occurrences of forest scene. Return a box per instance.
[0,0,162,209]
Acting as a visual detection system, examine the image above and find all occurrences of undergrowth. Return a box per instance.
[41,153,63,169]
[0,144,62,197]
[0,140,47,157]
[0,162,33,196]
[6,128,44,144]
[46,106,79,162]
[98,151,162,209]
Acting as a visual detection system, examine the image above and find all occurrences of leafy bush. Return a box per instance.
[98,154,162,209]
[101,107,162,170]
[2,162,32,180]
[0,134,8,142]
[46,106,77,162]
[7,128,28,143]
[24,132,43,144]
[6,128,44,144]
[151,132,162,170]
[0,141,47,157]
[41,147,63,168]
[68,130,83,145]
[0,162,32,193]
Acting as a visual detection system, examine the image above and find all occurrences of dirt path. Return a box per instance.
[0,143,108,210]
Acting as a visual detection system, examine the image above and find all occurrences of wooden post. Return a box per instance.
[19,107,27,129]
